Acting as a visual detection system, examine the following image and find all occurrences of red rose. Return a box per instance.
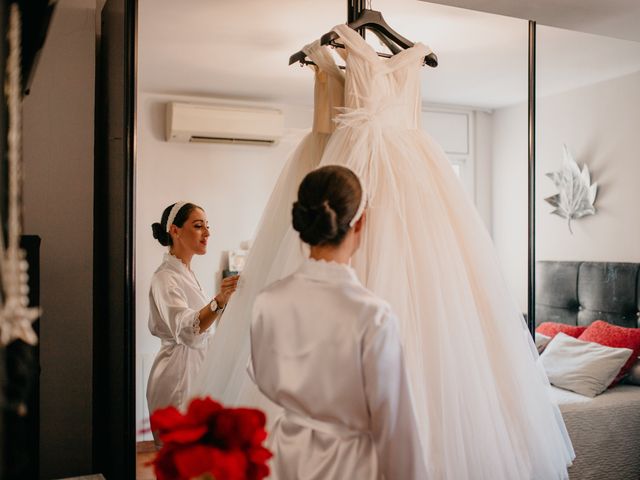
[151,406,209,445]
[209,449,248,480]
[152,445,180,480]
[248,446,272,465]
[247,446,272,480]
[150,397,272,480]
[160,423,208,445]
[150,405,189,432]
[172,444,218,479]
[248,462,270,480]
[234,409,267,447]
[186,397,224,424]
[250,428,267,448]
[210,409,238,447]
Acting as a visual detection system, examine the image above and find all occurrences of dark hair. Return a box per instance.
[151,202,202,247]
[292,165,363,246]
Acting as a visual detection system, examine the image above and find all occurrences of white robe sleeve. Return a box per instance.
[362,309,428,480]
[150,272,208,349]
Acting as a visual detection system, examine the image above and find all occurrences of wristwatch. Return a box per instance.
[209,299,224,313]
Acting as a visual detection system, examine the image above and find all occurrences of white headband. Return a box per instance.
[166,201,188,233]
[348,174,367,228]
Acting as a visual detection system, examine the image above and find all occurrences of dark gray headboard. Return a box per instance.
[535,261,640,329]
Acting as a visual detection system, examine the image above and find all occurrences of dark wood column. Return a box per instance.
[93,0,136,478]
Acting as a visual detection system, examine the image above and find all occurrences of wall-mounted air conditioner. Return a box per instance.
[165,102,284,146]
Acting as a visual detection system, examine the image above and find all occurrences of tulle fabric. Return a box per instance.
[191,132,327,415]
[192,41,344,419]
[313,25,574,479]
[322,124,574,479]
[196,25,575,479]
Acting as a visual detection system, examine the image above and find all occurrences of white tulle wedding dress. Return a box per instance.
[195,25,575,479]
[193,40,344,410]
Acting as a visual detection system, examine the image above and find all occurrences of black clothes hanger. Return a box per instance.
[321,9,438,67]
[288,50,315,67]
[289,35,397,67]
[288,29,399,68]
[289,8,438,68]
[287,52,347,70]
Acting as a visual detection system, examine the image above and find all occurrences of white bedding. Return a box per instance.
[550,384,640,480]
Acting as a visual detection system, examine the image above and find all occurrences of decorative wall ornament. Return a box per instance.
[544,144,598,234]
[0,4,40,347]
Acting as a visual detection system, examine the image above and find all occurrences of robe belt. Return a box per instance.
[283,410,367,440]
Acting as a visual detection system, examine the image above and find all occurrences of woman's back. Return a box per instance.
[252,258,384,426]
[250,257,426,480]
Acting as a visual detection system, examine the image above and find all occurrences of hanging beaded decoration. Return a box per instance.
[0,4,40,346]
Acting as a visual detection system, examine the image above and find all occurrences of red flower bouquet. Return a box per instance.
[150,397,272,480]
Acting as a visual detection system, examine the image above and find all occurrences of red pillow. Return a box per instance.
[578,320,640,384]
[536,322,587,339]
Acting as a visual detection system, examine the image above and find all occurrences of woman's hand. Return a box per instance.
[215,274,240,308]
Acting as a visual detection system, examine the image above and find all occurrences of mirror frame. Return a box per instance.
[528,20,536,335]
[91,4,537,478]
[92,0,137,478]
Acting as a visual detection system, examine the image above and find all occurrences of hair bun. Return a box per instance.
[292,200,338,246]
[293,166,362,247]
[151,222,170,247]
[151,222,162,239]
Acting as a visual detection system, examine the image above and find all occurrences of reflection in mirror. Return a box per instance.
[532,25,640,479]
[134,0,531,474]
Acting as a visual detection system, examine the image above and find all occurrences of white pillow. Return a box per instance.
[539,332,633,397]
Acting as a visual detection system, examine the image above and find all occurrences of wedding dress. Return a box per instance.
[197,25,575,479]
[192,41,344,415]
[311,25,574,479]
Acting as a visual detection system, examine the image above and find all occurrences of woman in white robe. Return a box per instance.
[249,167,426,480]
[147,202,239,421]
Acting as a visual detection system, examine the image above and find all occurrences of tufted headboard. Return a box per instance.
[535,261,640,329]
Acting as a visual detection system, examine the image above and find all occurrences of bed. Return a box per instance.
[536,261,640,480]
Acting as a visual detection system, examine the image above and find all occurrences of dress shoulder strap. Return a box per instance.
[303,40,344,82]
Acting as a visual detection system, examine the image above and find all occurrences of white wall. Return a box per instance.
[491,102,529,310]
[536,70,640,261]
[135,92,312,436]
[22,1,96,477]
[422,107,493,231]
[492,70,640,310]
[475,111,494,229]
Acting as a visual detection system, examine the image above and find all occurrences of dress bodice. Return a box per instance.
[303,41,345,134]
[332,24,431,130]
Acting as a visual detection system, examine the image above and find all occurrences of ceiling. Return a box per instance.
[138,0,640,110]
[425,0,640,42]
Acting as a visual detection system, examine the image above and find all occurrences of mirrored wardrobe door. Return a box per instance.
[133,0,530,477]
[534,23,640,480]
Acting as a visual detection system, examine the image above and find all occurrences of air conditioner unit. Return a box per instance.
[165,102,284,146]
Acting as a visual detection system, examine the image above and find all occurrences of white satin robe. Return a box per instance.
[249,258,426,480]
[147,253,213,416]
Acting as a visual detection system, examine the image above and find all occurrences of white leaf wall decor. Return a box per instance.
[544,145,598,234]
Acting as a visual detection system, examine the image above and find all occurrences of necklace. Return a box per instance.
[0,4,40,346]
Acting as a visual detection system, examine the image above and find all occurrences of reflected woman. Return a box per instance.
[249,166,427,479]
[146,202,239,427]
